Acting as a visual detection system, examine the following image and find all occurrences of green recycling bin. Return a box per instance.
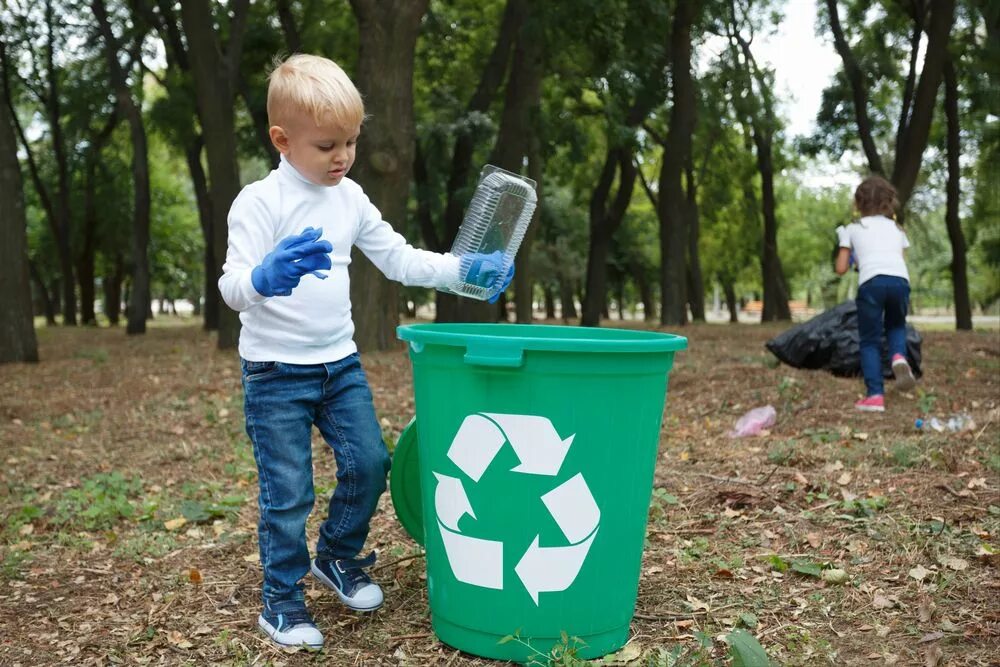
[393,323,686,662]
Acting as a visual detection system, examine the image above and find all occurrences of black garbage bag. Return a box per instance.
[765,300,922,379]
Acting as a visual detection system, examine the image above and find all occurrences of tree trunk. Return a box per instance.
[723,281,739,323]
[543,286,555,319]
[80,106,121,327]
[103,254,124,325]
[559,280,577,321]
[179,0,249,349]
[754,132,791,321]
[0,85,39,362]
[185,140,217,330]
[79,158,99,325]
[347,0,428,351]
[43,1,77,325]
[890,0,956,207]
[658,0,699,326]
[685,159,705,321]
[825,0,885,176]
[28,260,57,326]
[434,0,526,323]
[582,149,637,326]
[943,57,972,331]
[94,0,152,335]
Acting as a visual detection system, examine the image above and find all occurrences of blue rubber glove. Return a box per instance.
[251,226,333,297]
[460,251,515,304]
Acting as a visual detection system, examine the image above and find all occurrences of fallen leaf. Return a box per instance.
[242,552,260,563]
[188,568,202,585]
[908,565,932,581]
[967,477,986,489]
[823,460,844,474]
[163,517,187,531]
[940,618,962,633]
[686,595,710,612]
[805,532,822,548]
[18,524,33,536]
[793,472,808,485]
[605,642,643,663]
[852,431,869,441]
[822,568,849,584]
[837,471,853,486]
[924,645,943,667]
[919,631,944,643]
[938,556,968,571]
[102,593,119,605]
[872,594,896,609]
[166,630,193,649]
[918,597,935,623]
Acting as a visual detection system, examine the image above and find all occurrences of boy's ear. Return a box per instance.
[269,125,289,154]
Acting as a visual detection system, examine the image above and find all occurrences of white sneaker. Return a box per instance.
[258,608,323,649]
[311,554,384,612]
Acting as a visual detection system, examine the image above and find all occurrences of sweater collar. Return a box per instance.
[278,155,322,188]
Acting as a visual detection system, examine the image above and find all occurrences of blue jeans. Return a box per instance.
[241,353,390,614]
[856,275,910,397]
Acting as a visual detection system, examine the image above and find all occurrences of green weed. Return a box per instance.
[53,472,143,530]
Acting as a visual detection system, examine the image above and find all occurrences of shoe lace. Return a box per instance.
[336,551,377,590]
[280,607,314,629]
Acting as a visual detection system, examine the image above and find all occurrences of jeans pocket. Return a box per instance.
[242,359,280,382]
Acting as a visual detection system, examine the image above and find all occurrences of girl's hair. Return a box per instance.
[854,175,900,221]
[267,54,365,129]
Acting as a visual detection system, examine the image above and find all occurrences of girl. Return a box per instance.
[835,175,916,412]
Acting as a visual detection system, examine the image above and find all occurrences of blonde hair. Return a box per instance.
[267,54,365,129]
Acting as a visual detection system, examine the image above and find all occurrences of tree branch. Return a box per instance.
[825,0,885,175]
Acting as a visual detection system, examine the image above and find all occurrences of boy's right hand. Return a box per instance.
[251,226,333,297]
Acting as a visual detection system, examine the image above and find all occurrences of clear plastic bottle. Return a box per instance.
[440,165,538,301]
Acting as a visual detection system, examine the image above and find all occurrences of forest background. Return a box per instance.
[1,0,998,363]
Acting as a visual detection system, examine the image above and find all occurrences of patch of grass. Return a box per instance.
[74,347,109,364]
[113,531,179,562]
[649,487,680,523]
[916,388,938,415]
[889,442,921,468]
[52,472,143,530]
[1,548,31,580]
[767,440,799,465]
[839,495,888,517]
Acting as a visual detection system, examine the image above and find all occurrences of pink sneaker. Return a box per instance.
[891,354,916,392]
[855,395,885,412]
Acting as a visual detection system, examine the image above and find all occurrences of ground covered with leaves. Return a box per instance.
[0,318,997,666]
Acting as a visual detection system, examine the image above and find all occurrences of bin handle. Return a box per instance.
[463,344,523,368]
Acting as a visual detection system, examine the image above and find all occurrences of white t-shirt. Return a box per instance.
[218,157,460,364]
[840,215,910,286]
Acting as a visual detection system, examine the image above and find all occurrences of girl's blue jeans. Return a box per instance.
[240,353,390,614]
[856,275,910,397]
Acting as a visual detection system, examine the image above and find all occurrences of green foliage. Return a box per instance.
[725,629,771,666]
[53,472,143,530]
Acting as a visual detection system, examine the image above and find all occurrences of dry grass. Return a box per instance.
[0,318,997,666]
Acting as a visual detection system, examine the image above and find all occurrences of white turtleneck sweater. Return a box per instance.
[219,157,459,364]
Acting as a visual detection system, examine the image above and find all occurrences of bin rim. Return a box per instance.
[397,323,687,354]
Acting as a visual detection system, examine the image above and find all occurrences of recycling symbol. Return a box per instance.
[433,413,601,605]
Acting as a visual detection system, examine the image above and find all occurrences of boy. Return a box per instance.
[218,54,511,649]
